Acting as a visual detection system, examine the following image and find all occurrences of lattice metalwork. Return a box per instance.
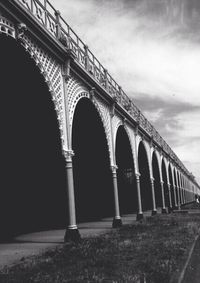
[0,16,15,37]
[3,1,196,184]
[19,34,66,147]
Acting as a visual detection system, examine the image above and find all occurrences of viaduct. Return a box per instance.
[0,0,199,241]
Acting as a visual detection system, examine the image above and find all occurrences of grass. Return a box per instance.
[1,211,200,283]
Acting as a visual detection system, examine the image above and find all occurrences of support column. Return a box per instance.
[61,55,80,242]
[168,183,173,212]
[109,102,122,228]
[64,150,80,242]
[173,184,178,209]
[179,187,183,205]
[136,173,143,220]
[160,181,167,213]
[182,189,185,204]
[176,186,181,210]
[111,165,122,228]
[184,189,187,203]
[150,177,157,215]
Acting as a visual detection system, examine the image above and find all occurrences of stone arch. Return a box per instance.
[152,149,162,208]
[71,97,114,221]
[113,119,123,151]
[0,25,68,239]
[174,167,179,205]
[115,124,137,214]
[151,149,162,180]
[68,78,112,164]
[0,16,67,149]
[19,36,65,144]
[114,121,135,167]
[168,162,176,208]
[161,157,169,182]
[138,139,152,211]
[161,156,170,208]
[137,138,152,178]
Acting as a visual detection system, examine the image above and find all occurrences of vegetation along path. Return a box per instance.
[1,207,200,282]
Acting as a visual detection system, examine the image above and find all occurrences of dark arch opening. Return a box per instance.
[115,126,137,215]
[178,173,182,204]
[168,165,176,208]
[152,152,162,208]
[72,98,114,222]
[177,172,182,204]
[138,142,152,211]
[161,160,170,209]
[0,35,67,241]
[174,169,179,205]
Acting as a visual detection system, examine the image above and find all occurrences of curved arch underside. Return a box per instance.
[168,165,176,208]
[0,35,67,240]
[115,126,137,215]
[152,152,162,208]
[138,142,152,211]
[162,161,170,209]
[174,169,179,205]
[72,98,114,222]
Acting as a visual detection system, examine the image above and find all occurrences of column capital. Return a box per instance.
[135,172,141,180]
[89,87,95,101]
[110,164,118,173]
[160,180,164,185]
[17,23,27,40]
[63,149,74,162]
[150,177,155,182]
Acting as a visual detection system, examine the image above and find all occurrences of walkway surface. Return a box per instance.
[0,210,153,269]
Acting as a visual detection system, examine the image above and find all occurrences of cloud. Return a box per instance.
[134,94,200,146]
[51,0,200,183]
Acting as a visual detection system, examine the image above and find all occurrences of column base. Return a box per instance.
[64,228,81,243]
[162,208,167,214]
[112,218,122,228]
[136,213,143,221]
[151,210,157,216]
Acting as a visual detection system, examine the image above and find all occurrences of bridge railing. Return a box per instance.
[15,0,190,176]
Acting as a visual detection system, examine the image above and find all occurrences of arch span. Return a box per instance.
[162,159,170,209]
[72,97,114,222]
[168,164,176,209]
[0,34,67,241]
[138,141,152,211]
[174,168,179,207]
[115,126,137,215]
[152,151,162,208]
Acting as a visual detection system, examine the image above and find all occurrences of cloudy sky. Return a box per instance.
[50,0,200,183]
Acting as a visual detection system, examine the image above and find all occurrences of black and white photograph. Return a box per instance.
[0,0,200,282]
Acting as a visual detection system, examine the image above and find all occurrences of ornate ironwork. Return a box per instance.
[13,0,192,179]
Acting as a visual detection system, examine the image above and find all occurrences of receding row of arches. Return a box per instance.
[0,33,195,241]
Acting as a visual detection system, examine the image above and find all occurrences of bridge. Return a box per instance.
[0,0,199,241]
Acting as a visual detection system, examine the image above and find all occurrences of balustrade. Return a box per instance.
[14,0,195,181]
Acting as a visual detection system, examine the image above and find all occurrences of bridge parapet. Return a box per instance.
[7,0,197,185]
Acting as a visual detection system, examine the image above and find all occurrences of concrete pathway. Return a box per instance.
[0,210,154,269]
